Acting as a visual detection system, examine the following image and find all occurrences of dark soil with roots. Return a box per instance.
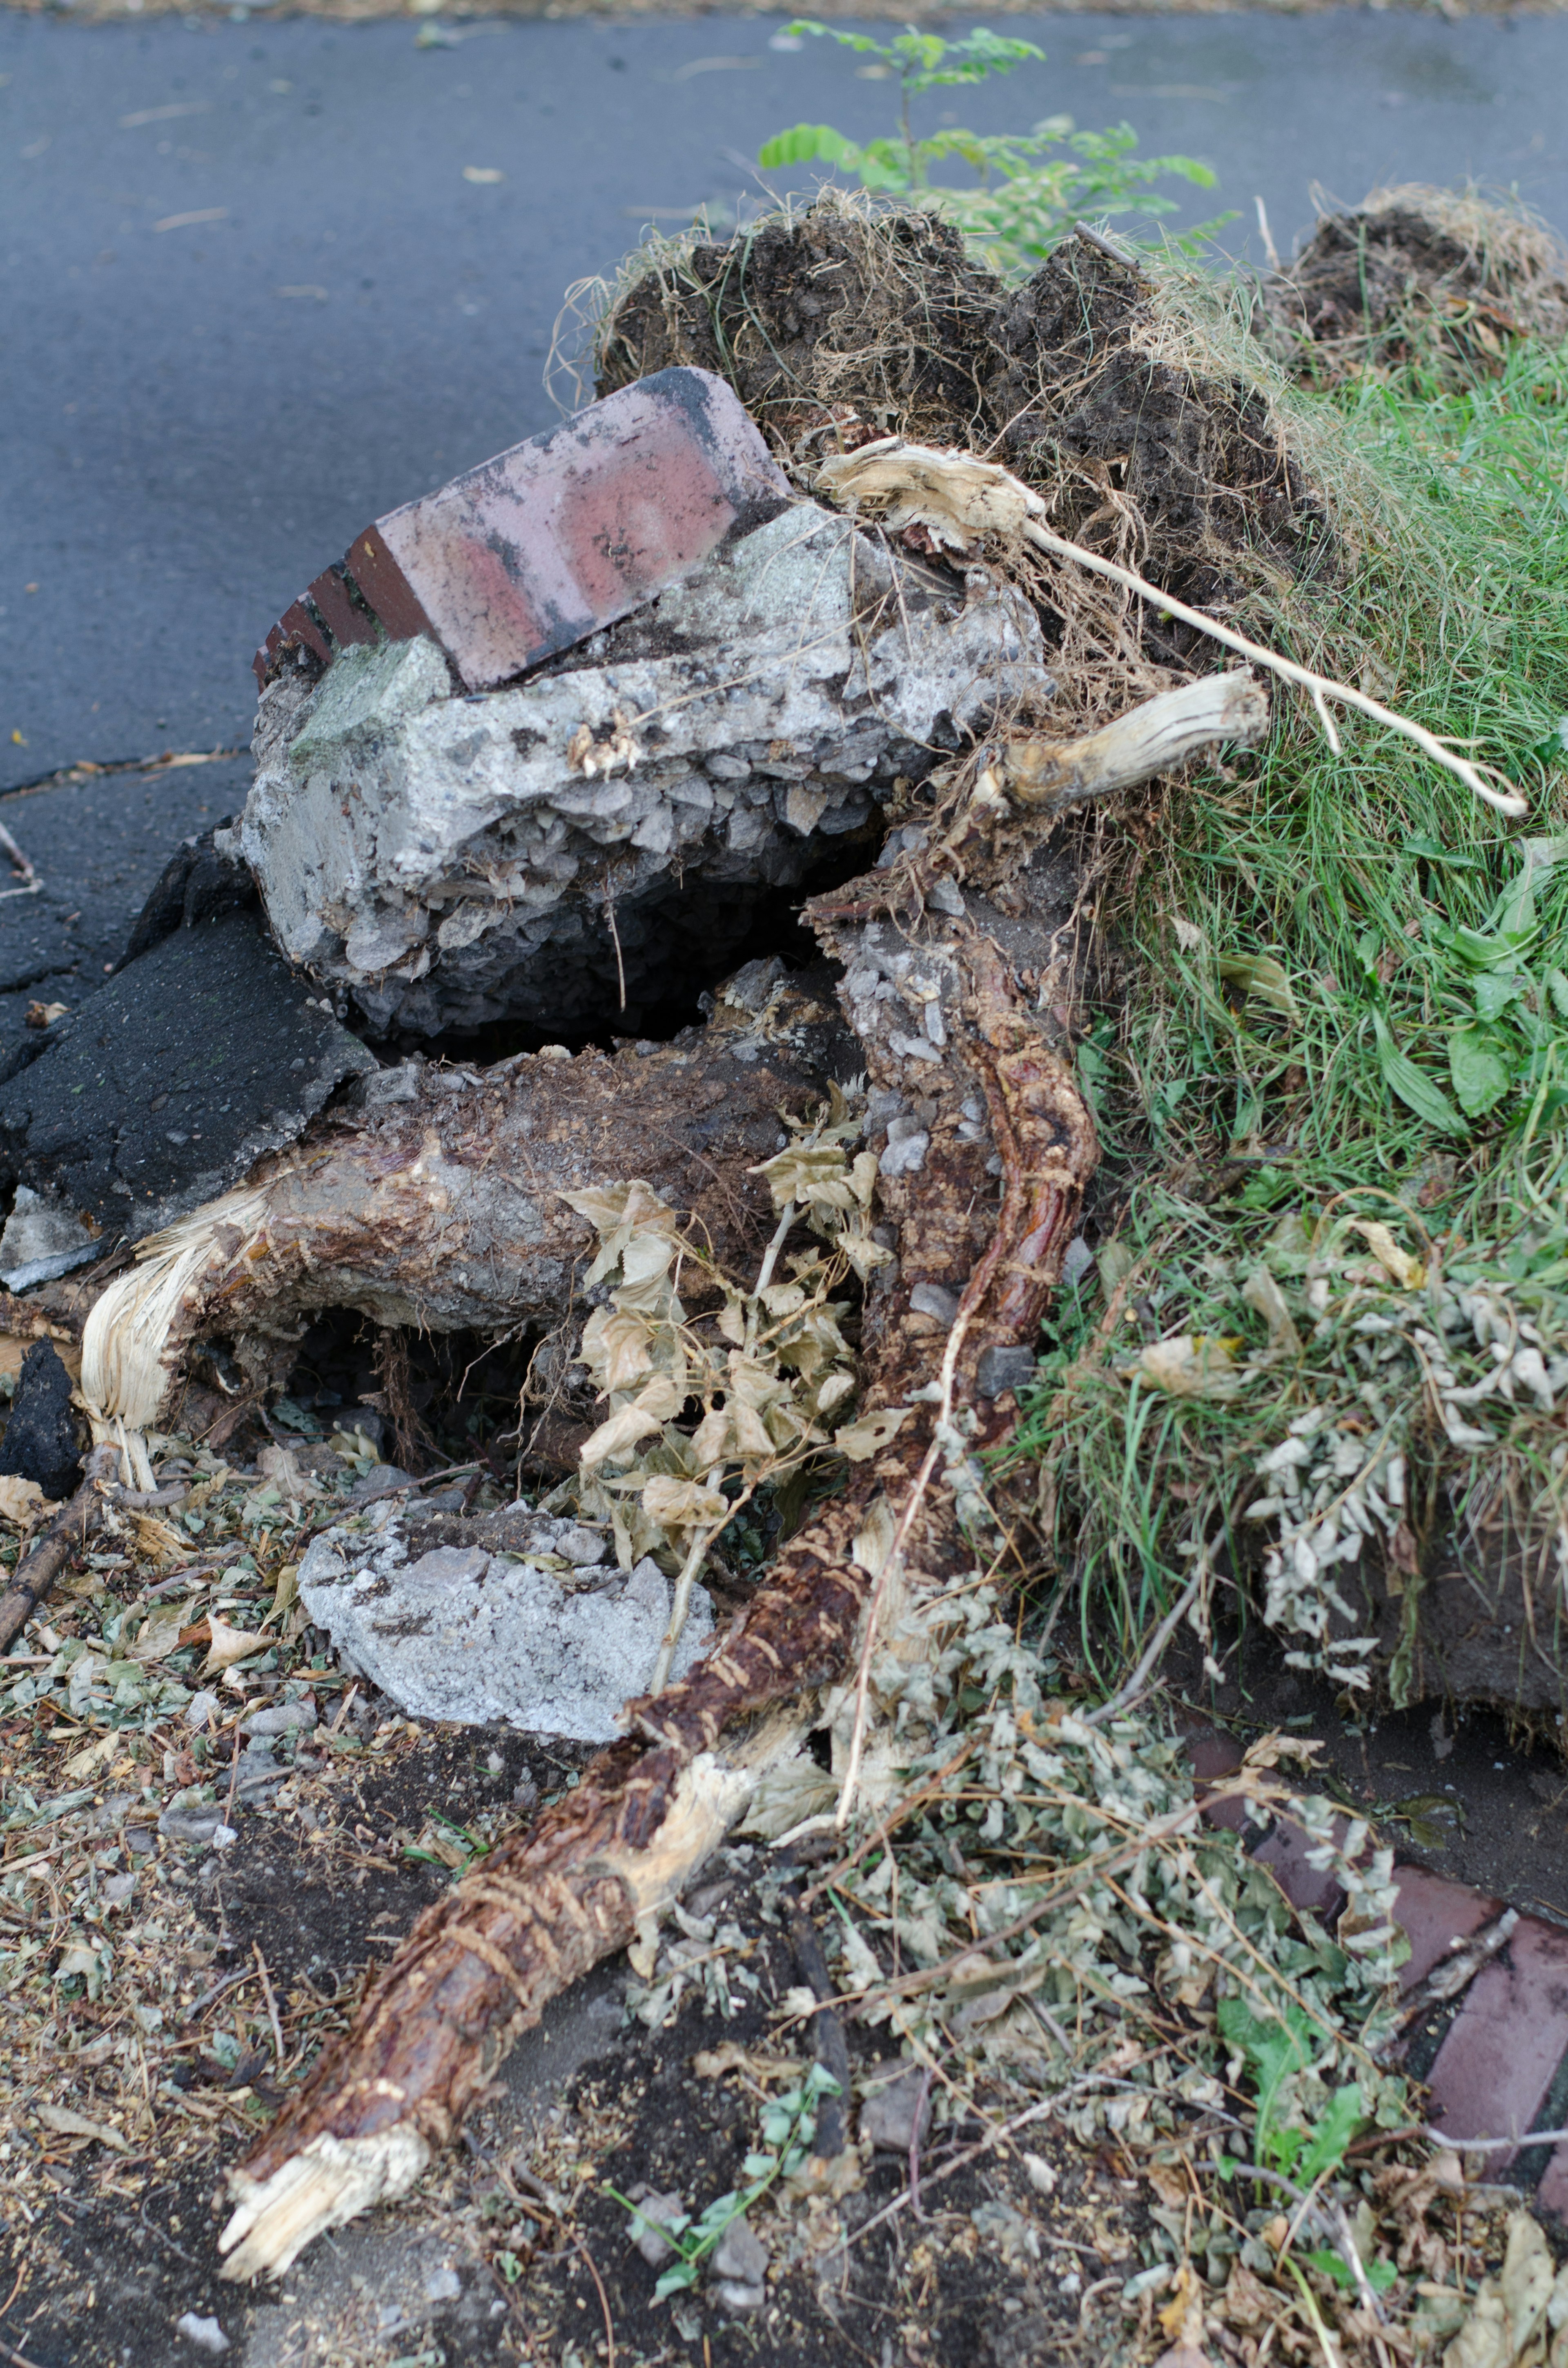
[1263,183,1568,383]
[597,196,1334,678]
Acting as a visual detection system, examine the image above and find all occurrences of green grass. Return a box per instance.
[1007,322,1568,1686]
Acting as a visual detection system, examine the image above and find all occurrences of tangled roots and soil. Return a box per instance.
[596,194,1333,681]
[1264,184,1568,383]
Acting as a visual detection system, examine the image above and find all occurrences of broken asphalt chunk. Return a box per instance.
[0,904,375,1246]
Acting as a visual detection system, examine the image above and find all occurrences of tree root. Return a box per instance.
[216,887,1098,2281]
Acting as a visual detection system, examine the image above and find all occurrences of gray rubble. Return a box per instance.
[297,1510,714,1742]
[241,501,1049,1036]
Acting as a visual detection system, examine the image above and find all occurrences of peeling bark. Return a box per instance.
[217,884,1098,2281]
[82,986,854,1432]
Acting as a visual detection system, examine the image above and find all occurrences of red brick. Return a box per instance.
[345,367,790,692]
[306,563,378,653]
[1390,1866,1503,1995]
[277,598,330,666]
[1424,1916,1568,2172]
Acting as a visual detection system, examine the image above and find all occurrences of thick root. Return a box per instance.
[218,886,1098,2281]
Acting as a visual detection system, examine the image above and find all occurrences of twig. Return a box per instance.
[1254,194,1283,273]
[908,2066,935,2222]
[753,1199,797,1298]
[648,1490,724,1697]
[183,1967,263,2025]
[790,1910,851,2158]
[1423,2124,1568,2150]
[570,2230,616,2368]
[1074,219,1142,271]
[254,1942,285,2073]
[1081,1571,1201,1727]
[0,1444,122,1652]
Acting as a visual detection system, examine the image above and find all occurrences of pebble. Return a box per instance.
[185,1690,221,1732]
[424,2266,462,2302]
[715,2281,767,2315]
[713,2219,768,2285]
[174,2315,229,2355]
[243,1700,317,1737]
[158,1804,227,1846]
[626,2187,685,2267]
[860,2068,931,2154]
[352,1463,413,1500]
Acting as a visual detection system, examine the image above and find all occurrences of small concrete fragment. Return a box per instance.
[0,1340,80,1501]
[860,2067,932,2154]
[0,1186,98,1291]
[343,368,790,691]
[245,500,1048,1037]
[712,2219,768,2285]
[627,2189,686,2268]
[297,1516,713,1742]
[0,906,376,1244]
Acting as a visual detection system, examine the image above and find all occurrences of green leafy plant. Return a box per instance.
[758,20,1226,276]
[1217,1999,1367,2183]
[1430,828,1568,1123]
[608,2063,840,2299]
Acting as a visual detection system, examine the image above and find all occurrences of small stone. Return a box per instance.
[243,1699,317,1737]
[102,1871,135,1903]
[122,1826,156,1856]
[174,2314,229,2354]
[352,1463,412,1499]
[628,2188,685,2267]
[909,1282,960,1328]
[715,2281,766,2316]
[860,2069,931,2154]
[712,2219,768,2285]
[185,1690,221,1732]
[424,2265,462,2302]
[158,1804,224,1846]
[975,1345,1037,1401]
[1022,2151,1057,2196]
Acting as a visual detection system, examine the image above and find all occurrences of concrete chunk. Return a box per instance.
[245,501,1050,1037]
[343,368,791,691]
[297,1521,713,1742]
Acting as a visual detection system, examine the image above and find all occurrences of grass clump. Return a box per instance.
[1011,315,1568,1709]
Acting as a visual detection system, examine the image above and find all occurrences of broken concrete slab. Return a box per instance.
[297,1508,714,1743]
[0,905,376,1246]
[243,500,1049,1036]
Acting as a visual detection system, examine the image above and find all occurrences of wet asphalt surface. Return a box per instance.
[1,5,1567,1007]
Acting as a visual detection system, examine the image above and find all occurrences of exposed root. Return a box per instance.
[216,887,1098,2280]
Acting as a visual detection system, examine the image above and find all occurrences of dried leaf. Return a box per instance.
[1349,1218,1425,1290]
[0,1474,46,1527]
[35,2104,129,2152]
[640,1476,728,1530]
[836,1406,910,1462]
[130,1600,197,1663]
[201,1612,270,1674]
[1129,1334,1245,1401]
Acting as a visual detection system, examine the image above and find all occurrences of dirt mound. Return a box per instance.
[1265,184,1568,381]
[596,196,1331,681]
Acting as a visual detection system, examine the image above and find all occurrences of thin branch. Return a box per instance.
[1081,1570,1202,1727]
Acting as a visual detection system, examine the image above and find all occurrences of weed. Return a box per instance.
[758,21,1227,276]
[606,2063,840,2299]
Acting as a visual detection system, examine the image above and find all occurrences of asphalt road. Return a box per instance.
[2,3,1566,1009]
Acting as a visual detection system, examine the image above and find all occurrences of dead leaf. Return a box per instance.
[835,1406,910,1462]
[1242,1264,1303,1355]
[1349,1218,1425,1291]
[640,1476,727,1529]
[35,2104,129,2152]
[23,1000,67,1029]
[129,1510,194,1565]
[1129,1333,1245,1400]
[0,1474,46,1527]
[131,1600,196,1663]
[201,1612,269,1674]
